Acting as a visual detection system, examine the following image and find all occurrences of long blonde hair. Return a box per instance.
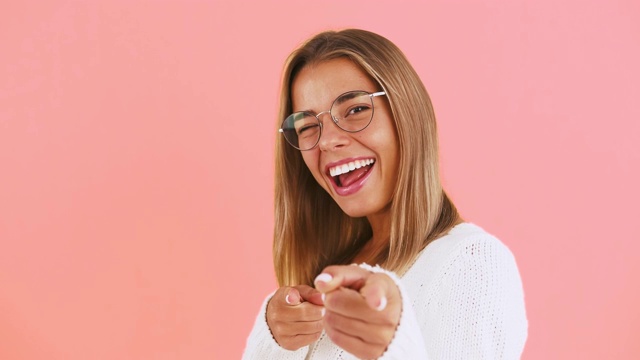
[274,29,460,286]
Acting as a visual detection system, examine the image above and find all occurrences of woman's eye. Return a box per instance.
[297,124,319,135]
[347,105,371,116]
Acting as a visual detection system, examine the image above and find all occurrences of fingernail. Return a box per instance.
[321,308,326,317]
[376,296,387,311]
[321,293,326,303]
[285,294,292,304]
[314,273,333,284]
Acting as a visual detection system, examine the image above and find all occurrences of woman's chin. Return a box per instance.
[334,201,376,219]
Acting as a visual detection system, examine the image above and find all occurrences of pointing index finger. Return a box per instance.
[359,272,393,311]
[314,265,371,293]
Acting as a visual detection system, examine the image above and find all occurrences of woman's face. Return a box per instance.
[291,58,400,219]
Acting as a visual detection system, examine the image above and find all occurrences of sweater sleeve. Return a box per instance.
[358,264,429,360]
[242,292,309,360]
[424,235,528,359]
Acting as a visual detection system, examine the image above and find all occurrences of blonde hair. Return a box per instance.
[274,29,460,286]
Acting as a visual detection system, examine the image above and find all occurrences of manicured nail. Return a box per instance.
[321,308,326,317]
[321,293,326,303]
[314,273,333,284]
[376,296,387,311]
[285,294,292,304]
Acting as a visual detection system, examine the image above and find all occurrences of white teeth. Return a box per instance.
[329,159,375,177]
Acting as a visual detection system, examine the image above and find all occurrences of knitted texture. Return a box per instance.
[242,223,527,359]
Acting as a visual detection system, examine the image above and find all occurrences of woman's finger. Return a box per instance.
[285,287,301,305]
[322,287,372,319]
[314,265,371,293]
[277,332,324,351]
[323,306,393,345]
[294,284,324,305]
[271,317,324,337]
[359,272,396,311]
[323,287,397,326]
[267,288,324,328]
[270,301,324,323]
[323,321,386,360]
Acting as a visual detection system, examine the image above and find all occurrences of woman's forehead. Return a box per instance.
[291,59,376,111]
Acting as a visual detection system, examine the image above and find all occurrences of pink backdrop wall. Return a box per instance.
[1,1,638,359]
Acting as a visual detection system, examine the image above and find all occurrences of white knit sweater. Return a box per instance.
[243,223,528,359]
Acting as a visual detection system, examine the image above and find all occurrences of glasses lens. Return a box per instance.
[281,112,321,150]
[331,91,374,132]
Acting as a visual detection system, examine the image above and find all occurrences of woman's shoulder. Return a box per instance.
[402,222,519,282]
[428,222,514,261]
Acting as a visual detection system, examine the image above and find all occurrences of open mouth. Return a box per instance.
[328,158,375,187]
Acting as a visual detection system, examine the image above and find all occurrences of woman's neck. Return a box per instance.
[352,210,391,265]
[352,212,465,265]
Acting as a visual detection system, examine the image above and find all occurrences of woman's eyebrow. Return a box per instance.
[292,108,315,115]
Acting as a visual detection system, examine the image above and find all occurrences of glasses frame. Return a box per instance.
[278,90,387,151]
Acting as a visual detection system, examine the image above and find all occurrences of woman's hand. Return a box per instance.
[266,285,325,350]
[314,265,401,359]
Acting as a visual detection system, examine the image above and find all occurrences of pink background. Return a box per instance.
[1,1,638,359]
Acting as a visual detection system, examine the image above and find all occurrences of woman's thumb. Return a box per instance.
[284,288,301,305]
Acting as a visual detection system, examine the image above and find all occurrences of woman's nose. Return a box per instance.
[317,113,350,152]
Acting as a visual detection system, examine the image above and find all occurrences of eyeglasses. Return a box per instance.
[279,90,387,151]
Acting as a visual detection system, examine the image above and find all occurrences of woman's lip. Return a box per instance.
[328,162,375,196]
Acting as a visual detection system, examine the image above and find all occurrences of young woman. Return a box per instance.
[243,29,527,359]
